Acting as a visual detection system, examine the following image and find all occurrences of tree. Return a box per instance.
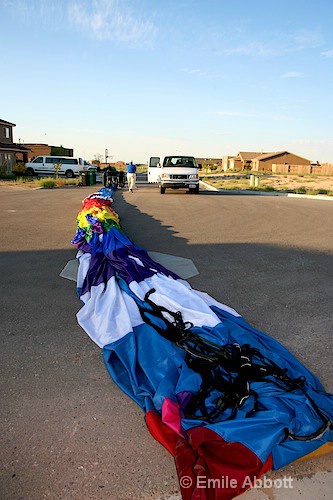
[94,153,103,165]
[54,160,61,179]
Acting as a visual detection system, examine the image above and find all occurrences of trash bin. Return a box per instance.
[79,171,90,186]
[89,169,96,185]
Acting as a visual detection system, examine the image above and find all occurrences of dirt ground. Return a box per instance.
[0,179,79,190]
[202,173,333,193]
[262,174,333,191]
[0,180,47,190]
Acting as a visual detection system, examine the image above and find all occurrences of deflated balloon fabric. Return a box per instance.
[71,187,333,500]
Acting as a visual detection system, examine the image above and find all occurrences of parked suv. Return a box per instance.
[25,156,84,178]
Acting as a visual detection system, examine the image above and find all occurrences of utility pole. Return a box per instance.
[105,149,109,167]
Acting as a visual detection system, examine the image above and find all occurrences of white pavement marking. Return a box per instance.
[60,253,199,282]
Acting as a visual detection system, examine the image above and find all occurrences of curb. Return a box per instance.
[199,181,333,201]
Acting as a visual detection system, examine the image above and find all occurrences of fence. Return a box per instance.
[272,164,333,175]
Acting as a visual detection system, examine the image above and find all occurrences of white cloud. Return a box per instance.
[290,30,323,50]
[68,0,157,45]
[205,111,257,117]
[321,49,333,58]
[2,0,66,23]
[216,28,324,58]
[221,42,276,57]
[280,71,303,79]
[178,68,225,81]
[179,68,208,77]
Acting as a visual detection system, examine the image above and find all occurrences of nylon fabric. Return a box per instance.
[71,187,333,499]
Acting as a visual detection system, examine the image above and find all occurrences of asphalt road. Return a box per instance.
[0,184,332,499]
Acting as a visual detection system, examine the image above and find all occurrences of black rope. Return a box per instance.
[134,288,332,441]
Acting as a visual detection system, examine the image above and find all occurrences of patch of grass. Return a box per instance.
[305,189,318,195]
[64,178,79,186]
[38,178,57,189]
[293,186,307,194]
[55,178,79,187]
[14,176,34,184]
[212,180,249,190]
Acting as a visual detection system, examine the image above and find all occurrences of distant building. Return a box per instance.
[20,143,74,161]
[230,152,266,170]
[252,151,310,171]
[222,155,236,171]
[0,119,30,173]
[228,151,311,172]
[50,145,73,157]
[196,158,222,168]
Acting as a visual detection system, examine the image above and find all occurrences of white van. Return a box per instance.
[148,155,200,194]
[25,156,84,178]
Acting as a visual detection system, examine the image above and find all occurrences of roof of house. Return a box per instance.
[0,142,30,152]
[254,151,288,161]
[237,152,266,161]
[0,119,16,127]
[254,151,310,162]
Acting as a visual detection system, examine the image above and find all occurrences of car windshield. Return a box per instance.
[163,156,197,168]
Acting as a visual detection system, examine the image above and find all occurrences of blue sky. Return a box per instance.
[1,0,333,163]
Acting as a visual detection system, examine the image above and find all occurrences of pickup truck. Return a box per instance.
[148,155,200,194]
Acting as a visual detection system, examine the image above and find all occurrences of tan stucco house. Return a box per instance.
[230,152,267,170]
[251,151,311,171]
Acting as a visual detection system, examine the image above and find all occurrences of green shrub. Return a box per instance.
[0,173,16,180]
[39,178,57,189]
[293,186,306,194]
[12,162,27,176]
[317,189,328,195]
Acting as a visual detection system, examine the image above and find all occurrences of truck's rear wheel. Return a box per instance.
[26,167,34,177]
[160,186,166,194]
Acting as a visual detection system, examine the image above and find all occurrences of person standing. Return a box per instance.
[126,161,137,192]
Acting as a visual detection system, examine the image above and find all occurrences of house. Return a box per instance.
[0,119,30,173]
[252,151,311,172]
[231,152,267,170]
[17,143,74,162]
[196,158,223,169]
[228,151,311,172]
[222,155,236,171]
